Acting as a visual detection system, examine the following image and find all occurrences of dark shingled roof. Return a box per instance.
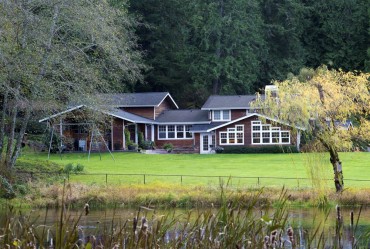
[104,108,155,124]
[201,95,262,110]
[190,122,228,132]
[156,110,209,123]
[98,92,178,108]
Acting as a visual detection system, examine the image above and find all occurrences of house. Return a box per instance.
[39,88,303,154]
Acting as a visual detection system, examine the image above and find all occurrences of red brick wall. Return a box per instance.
[122,107,154,119]
[153,125,194,148]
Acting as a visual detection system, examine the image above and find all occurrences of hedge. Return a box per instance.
[220,145,299,154]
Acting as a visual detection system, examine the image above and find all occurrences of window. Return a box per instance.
[159,125,166,139]
[219,125,244,145]
[158,125,193,140]
[185,125,192,138]
[176,125,184,138]
[251,121,290,144]
[212,110,231,121]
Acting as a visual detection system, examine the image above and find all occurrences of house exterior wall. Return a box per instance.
[155,97,174,118]
[231,109,247,120]
[122,107,154,120]
[112,118,124,150]
[214,117,297,147]
[153,125,195,149]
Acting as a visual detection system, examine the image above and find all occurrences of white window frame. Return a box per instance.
[212,110,231,121]
[219,125,244,145]
[157,125,194,140]
[251,121,290,145]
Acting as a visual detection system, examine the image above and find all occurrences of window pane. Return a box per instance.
[262,132,270,143]
[236,125,243,131]
[168,125,175,138]
[223,110,230,120]
[185,125,192,138]
[177,125,184,138]
[252,126,260,131]
[213,110,221,120]
[272,132,279,143]
[262,125,270,130]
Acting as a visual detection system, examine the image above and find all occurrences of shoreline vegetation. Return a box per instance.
[3,182,370,209]
[1,184,369,248]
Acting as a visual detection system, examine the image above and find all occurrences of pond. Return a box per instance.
[1,205,369,248]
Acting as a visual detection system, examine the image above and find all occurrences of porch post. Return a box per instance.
[59,118,63,148]
[122,120,126,150]
[135,123,138,144]
[151,124,155,142]
[111,118,114,151]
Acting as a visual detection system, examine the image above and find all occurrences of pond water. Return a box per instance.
[1,206,369,248]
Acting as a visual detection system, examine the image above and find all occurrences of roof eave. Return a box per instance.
[156,93,179,109]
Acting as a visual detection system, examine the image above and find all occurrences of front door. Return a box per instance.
[200,133,214,154]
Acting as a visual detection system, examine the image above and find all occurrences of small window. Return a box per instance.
[159,125,166,139]
[223,110,230,120]
[213,110,221,120]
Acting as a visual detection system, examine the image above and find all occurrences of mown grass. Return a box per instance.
[20,151,370,188]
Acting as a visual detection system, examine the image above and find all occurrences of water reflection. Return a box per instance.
[0,206,369,248]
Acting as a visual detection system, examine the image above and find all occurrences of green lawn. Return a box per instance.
[21,151,370,188]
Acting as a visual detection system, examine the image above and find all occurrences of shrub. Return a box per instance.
[222,145,299,154]
[0,175,15,199]
[64,163,74,173]
[73,163,84,173]
[163,143,174,152]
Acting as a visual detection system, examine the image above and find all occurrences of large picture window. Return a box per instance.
[158,125,193,140]
[251,121,290,144]
[212,110,231,121]
[219,125,244,145]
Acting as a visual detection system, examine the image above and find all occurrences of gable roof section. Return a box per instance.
[190,122,228,133]
[39,105,155,124]
[206,113,306,132]
[156,110,210,124]
[98,92,179,109]
[201,95,263,110]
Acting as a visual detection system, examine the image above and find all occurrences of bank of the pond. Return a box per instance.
[7,183,370,208]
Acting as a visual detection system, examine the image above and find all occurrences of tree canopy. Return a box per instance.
[0,0,145,170]
[130,0,369,107]
[255,66,370,191]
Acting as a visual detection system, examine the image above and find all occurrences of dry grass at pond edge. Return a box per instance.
[16,182,370,208]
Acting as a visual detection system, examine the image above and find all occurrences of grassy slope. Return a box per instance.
[20,151,370,187]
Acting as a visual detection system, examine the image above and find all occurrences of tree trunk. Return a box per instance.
[9,108,31,169]
[328,147,344,192]
[5,100,18,170]
[0,89,9,162]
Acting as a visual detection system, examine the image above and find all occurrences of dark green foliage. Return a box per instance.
[163,143,174,152]
[129,0,369,108]
[0,175,15,199]
[303,0,369,71]
[64,163,85,174]
[221,145,299,154]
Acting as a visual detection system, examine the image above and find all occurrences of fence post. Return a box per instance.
[106,174,108,185]
[181,175,183,185]
[144,174,146,184]
[68,172,70,182]
[257,177,260,186]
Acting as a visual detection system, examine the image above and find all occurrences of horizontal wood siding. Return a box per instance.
[155,97,174,118]
[112,118,124,150]
[215,117,296,147]
[122,107,154,119]
[231,109,247,120]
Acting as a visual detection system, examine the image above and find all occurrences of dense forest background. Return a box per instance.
[128,0,369,107]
